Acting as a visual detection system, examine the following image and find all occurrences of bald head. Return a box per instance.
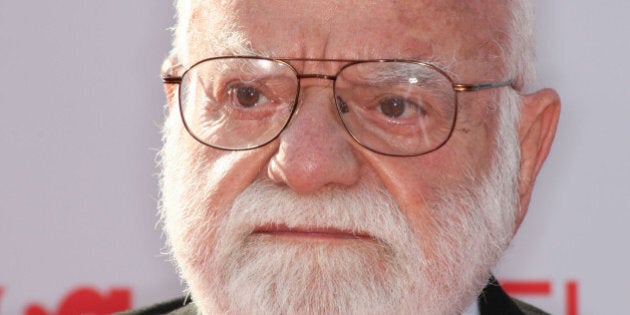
[171,0,535,89]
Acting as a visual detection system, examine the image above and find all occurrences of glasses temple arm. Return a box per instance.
[162,76,182,84]
[452,80,514,92]
[161,62,185,84]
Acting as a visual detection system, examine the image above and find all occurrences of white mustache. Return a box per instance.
[217,179,418,251]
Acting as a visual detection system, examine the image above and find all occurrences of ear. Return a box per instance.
[514,88,561,230]
[161,57,179,110]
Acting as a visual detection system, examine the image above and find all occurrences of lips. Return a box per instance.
[252,223,373,240]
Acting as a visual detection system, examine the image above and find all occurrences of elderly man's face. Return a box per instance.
[160,1,559,314]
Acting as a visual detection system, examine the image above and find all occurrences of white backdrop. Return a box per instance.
[1,1,628,314]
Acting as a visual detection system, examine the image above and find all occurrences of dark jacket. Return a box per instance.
[119,277,549,315]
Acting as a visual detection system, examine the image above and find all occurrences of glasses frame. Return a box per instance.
[162,56,514,157]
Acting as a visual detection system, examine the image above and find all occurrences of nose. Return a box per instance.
[266,85,361,193]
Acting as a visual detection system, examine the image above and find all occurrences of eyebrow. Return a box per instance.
[358,65,437,83]
[290,55,456,82]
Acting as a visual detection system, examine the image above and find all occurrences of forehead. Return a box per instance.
[184,0,510,78]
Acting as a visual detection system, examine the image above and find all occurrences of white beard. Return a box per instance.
[159,90,522,315]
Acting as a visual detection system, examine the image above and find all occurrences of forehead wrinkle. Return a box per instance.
[186,0,328,62]
[184,0,507,81]
[392,0,511,75]
[183,0,256,64]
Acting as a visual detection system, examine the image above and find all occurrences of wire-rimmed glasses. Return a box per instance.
[162,56,513,156]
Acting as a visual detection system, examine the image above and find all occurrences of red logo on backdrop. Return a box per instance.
[502,279,579,315]
[23,287,131,315]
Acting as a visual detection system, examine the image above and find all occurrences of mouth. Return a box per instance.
[252,224,374,241]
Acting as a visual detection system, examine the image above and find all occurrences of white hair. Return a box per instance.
[505,0,537,91]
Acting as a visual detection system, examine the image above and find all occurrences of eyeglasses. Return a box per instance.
[162,56,513,156]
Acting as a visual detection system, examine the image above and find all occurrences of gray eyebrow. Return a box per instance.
[360,66,435,84]
[342,63,450,91]
[198,59,277,79]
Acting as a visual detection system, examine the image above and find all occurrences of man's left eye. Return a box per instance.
[378,96,422,119]
[379,97,406,117]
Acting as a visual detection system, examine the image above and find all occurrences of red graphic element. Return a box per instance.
[0,286,4,312]
[24,287,131,315]
[502,280,552,295]
[502,279,580,315]
[566,280,578,315]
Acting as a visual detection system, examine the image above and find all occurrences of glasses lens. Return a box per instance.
[334,61,456,156]
[179,57,298,150]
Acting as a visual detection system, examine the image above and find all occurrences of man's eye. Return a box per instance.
[379,97,405,118]
[378,96,421,119]
[229,84,263,108]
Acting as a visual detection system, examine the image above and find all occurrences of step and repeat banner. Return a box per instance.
[0,1,627,314]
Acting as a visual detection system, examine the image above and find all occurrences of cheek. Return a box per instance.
[358,126,496,247]
[161,115,278,257]
[359,152,445,242]
[171,111,277,203]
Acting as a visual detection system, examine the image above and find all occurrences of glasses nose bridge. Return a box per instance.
[288,72,343,132]
[293,73,339,108]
